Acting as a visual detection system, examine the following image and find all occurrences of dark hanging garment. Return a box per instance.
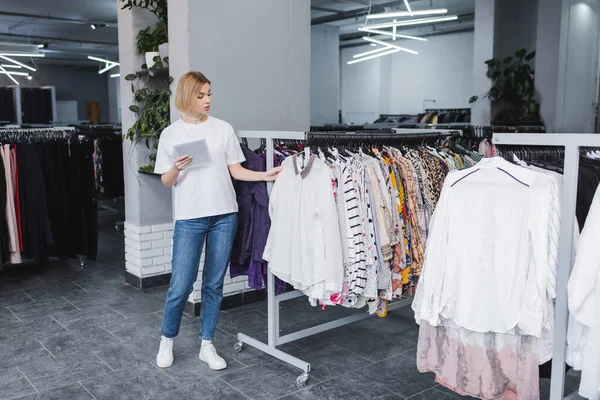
[17,143,53,265]
[0,88,16,124]
[69,140,98,260]
[0,154,9,264]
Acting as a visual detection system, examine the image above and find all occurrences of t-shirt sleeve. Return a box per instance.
[154,133,173,174]
[225,125,246,166]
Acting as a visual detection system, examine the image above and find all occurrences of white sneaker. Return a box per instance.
[199,343,227,370]
[156,336,174,368]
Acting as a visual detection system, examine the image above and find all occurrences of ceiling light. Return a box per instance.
[0,64,22,69]
[0,53,45,58]
[353,46,394,59]
[91,24,96,29]
[110,73,120,78]
[364,15,458,29]
[393,20,397,40]
[371,43,377,47]
[366,8,448,19]
[363,36,418,54]
[0,56,36,71]
[0,66,18,85]
[403,0,412,13]
[0,71,29,76]
[348,48,400,65]
[359,27,427,41]
[88,56,120,74]
[27,75,32,80]
[37,44,46,48]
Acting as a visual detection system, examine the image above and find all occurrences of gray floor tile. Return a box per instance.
[18,350,114,392]
[0,336,53,369]
[225,300,268,316]
[357,312,420,344]
[39,325,116,357]
[0,276,47,294]
[50,305,126,330]
[218,311,269,336]
[100,313,163,340]
[7,298,78,321]
[221,360,314,400]
[293,372,401,400]
[11,382,94,400]
[361,353,437,398]
[118,334,162,363]
[81,362,179,400]
[93,341,149,371]
[162,350,246,385]
[408,388,459,400]
[0,307,19,325]
[0,290,34,308]
[22,282,87,302]
[63,288,130,310]
[277,298,329,326]
[286,341,372,381]
[0,316,67,341]
[108,296,166,318]
[0,367,36,400]
[160,379,247,400]
[433,385,478,399]
[328,323,416,362]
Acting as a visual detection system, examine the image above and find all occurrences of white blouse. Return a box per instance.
[263,155,344,299]
[412,157,554,338]
[567,183,600,400]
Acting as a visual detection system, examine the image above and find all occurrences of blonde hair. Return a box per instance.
[175,71,211,114]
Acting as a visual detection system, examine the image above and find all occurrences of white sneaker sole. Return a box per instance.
[199,353,227,370]
[156,357,174,368]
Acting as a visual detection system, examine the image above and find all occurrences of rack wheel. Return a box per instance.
[115,225,122,232]
[296,373,309,387]
[79,256,87,269]
[234,342,243,353]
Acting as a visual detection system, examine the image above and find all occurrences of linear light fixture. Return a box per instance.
[363,36,418,54]
[353,46,394,58]
[0,53,45,57]
[348,48,400,65]
[0,71,29,76]
[364,15,458,30]
[393,20,397,40]
[0,56,36,71]
[366,8,448,19]
[0,65,18,85]
[110,73,120,78]
[88,56,120,74]
[359,27,427,41]
[0,64,22,69]
[403,0,412,13]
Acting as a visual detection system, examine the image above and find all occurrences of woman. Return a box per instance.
[154,71,281,370]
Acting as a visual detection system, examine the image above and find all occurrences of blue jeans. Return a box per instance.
[162,213,237,340]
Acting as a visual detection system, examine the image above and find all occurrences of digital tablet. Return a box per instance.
[173,138,212,169]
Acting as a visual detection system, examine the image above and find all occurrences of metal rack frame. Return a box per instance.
[234,128,460,387]
[494,133,600,400]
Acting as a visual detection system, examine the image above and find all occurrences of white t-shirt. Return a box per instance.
[154,117,246,220]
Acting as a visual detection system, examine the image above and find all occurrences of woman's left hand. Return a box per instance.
[263,166,283,181]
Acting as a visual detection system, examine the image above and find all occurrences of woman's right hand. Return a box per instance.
[174,155,193,172]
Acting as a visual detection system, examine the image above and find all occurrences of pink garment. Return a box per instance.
[416,320,540,400]
[2,145,21,264]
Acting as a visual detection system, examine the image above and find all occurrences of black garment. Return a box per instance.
[0,88,16,124]
[96,138,124,198]
[0,155,9,264]
[21,88,52,124]
[17,143,54,265]
[69,140,98,260]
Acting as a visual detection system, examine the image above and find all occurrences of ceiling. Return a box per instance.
[0,0,475,69]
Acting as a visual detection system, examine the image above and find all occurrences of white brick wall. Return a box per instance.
[125,221,256,302]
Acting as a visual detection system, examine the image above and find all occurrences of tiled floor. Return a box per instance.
[0,221,583,399]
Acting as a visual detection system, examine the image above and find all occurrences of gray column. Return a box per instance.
[311,25,340,126]
[471,0,495,125]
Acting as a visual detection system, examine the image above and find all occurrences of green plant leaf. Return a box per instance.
[515,48,527,59]
[469,95,478,103]
[525,51,536,61]
[153,55,161,63]
[503,56,513,64]
[129,105,140,113]
[163,56,169,64]
[125,73,138,81]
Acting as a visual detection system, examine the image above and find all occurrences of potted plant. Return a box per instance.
[469,48,542,126]
[125,73,172,172]
[136,26,160,69]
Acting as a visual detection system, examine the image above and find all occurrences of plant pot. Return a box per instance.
[145,51,160,70]
[158,43,168,63]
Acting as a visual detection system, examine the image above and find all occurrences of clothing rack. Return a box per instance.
[493,133,600,400]
[234,128,461,387]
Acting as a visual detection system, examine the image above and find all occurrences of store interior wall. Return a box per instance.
[340,31,474,123]
[311,25,340,126]
[493,0,538,60]
[0,65,110,123]
[107,73,121,124]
